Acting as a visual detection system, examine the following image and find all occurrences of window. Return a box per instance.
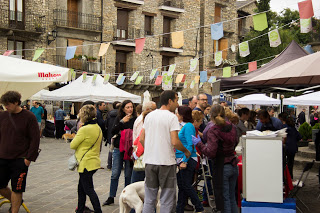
[116,51,127,74]
[8,40,24,58]
[162,55,174,71]
[9,0,24,29]
[145,15,153,35]
[214,38,228,59]
[117,9,129,40]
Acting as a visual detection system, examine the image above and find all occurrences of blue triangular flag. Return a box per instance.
[304,45,314,54]
[65,46,77,60]
[200,71,207,83]
[211,23,224,40]
[117,76,126,85]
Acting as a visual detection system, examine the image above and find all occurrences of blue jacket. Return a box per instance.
[176,122,197,162]
[256,117,283,131]
[54,109,66,121]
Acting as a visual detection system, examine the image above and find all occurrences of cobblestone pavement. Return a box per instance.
[1,138,320,213]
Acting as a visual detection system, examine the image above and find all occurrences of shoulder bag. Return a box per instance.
[68,129,101,171]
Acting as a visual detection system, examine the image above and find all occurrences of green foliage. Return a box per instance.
[298,122,312,140]
[312,123,320,130]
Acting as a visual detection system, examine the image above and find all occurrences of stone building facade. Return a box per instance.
[0,0,249,101]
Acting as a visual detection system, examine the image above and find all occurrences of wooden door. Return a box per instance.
[68,0,78,28]
[145,15,152,35]
[214,5,221,23]
[163,17,171,47]
[117,10,128,40]
[162,56,170,71]
[116,51,127,74]
[219,39,228,59]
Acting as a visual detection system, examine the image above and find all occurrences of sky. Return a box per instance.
[270,0,320,18]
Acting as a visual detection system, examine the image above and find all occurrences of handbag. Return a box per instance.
[133,154,145,171]
[68,129,101,171]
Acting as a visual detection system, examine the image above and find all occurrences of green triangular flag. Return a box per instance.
[199,82,203,88]
[82,72,87,82]
[223,67,231,77]
[103,74,110,84]
[92,74,97,84]
[32,48,45,61]
[70,69,76,81]
[150,69,157,80]
[130,71,140,81]
[190,80,195,89]
[253,13,268,31]
[135,76,143,85]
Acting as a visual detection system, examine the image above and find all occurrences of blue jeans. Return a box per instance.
[223,164,238,213]
[109,148,133,198]
[131,170,145,183]
[176,159,204,213]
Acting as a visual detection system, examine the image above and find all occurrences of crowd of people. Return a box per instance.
[0,90,308,213]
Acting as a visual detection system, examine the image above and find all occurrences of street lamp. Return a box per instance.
[47,29,57,45]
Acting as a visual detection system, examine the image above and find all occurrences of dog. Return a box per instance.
[62,133,75,142]
[119,181,160,213]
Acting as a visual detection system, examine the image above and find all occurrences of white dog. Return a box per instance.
[119,181,160,213]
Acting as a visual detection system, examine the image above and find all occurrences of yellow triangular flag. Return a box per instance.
[175,74,184,83]
[98,43,110,56]
[171,31,184,49]
[194,75,200,84]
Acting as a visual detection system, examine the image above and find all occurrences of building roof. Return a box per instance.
[236,0,257,10]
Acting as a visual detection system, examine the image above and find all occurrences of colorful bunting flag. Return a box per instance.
[233,73,238,77]
[190,80,195,89]
[32,48,45,61]
[298,0,314,19]
[155,76,163,85]
[211,22,224,40]
[98,43,110,56]
[175,74,185,83]
[215,51,223,66]
[208,76,216,83]
[65,46,77,60]
[3,50,14,56]
[168,64,176,76]
[103,74,110,84]
[171,31,184,49]
[162,73,172,90]
[268,29,281,47]
[70,69,76,81]
[200,71,207,82]
[190,58,198,72]
[194,75,200,84]
[239,41,250,57]
[184,80,187,88]
[82,72,87,82]
[155,71,159,79]
[181,74,186,83]
[300,18,312,33]
[248,61,257,72]
[246,70,249,73]
[92,74,97,84]
[130,71,140,81]
[199,82,203,88]
[135,38,146,54]
[150,69,157,80]
[253,13,268,31]
[135,76,143,85]
[223,67,231,77]
[118,76,126,85]
[116,73,124,85]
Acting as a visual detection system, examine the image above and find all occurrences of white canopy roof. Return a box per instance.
[283,91,320,106]
[0,55,69,101]
[234,94,280,105]
[41,75,141,103]
[30,89,51,100]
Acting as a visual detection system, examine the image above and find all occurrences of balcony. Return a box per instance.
[214,16,236,34]
[55,55,101,73]
[114,0,144,5]
[0,9,47,33]
[159,35,183,53]
[112,26,141,47]
[159,0,185,13]
[53,9,102,32]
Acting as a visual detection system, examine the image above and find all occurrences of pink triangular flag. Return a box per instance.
[155,76,163,85]
[3,50,14,56]
[135,38,146,54]
[248,61,257,72]
[298,0,314,19]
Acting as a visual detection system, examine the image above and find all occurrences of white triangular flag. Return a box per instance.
[199,82,203,88]
[268,29,281,47]
[168,64,176,76]
[190,58,198,72]
[130,71,139,81]
[215,51,223,66]
[239,41,250,57]
[178,92,182,106]
[184,81,187,88]
[300,18,312,33]
[190,80,195,89]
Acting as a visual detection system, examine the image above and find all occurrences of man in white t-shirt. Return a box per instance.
[140,90,191,213]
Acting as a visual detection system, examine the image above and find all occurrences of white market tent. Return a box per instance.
[234,94,280,105]
[30,89,51,100]
[283,91,320,106]
[41,75,141,103]
[0,55,69,101]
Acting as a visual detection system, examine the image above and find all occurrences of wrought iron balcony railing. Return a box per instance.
[159,0,184,9]
[113,26,141,41]
[0,9,47,32]
[55,55,101,73]
[53,9,102,31]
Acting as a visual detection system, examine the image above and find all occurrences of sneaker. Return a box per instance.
[184,204,194,211]
[83,206,94,213]
[202,201,209,207]
[102,197,114,206]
